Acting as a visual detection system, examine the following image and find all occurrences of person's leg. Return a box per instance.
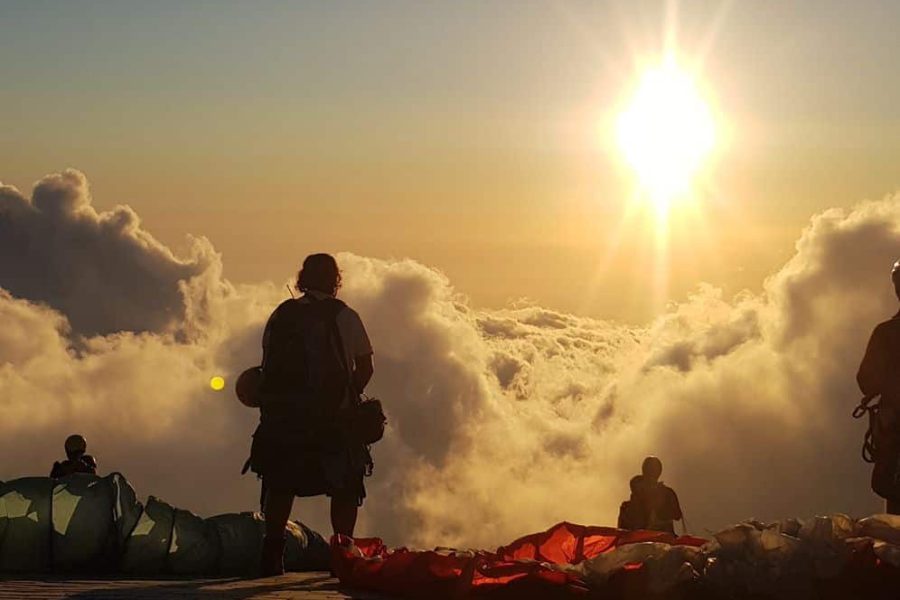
[330,497,358,537]
[260,486,294,576]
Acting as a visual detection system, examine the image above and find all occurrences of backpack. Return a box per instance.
[241,296,385,495]
[258,297,350,425]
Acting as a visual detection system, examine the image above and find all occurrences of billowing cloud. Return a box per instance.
[0,169,219,337]
[1,170,898,549]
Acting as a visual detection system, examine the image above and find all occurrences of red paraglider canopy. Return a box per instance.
[332,522,708,598]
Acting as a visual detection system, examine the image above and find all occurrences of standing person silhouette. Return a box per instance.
[250,254,374,577]
[638,456,683,535]
[857,260,900,513]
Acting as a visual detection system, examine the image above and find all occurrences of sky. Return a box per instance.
[2,1,900,548]
[3,0,900,322]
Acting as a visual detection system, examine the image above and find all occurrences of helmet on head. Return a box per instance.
[236,366,263,408]
[642,456,663,480]
[64,434,87,457]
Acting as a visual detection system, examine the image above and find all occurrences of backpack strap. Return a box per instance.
[326,304,356,398]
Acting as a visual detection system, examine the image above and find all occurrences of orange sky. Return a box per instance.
[3,1,900,322]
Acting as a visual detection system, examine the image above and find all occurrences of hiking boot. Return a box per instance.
[259,533,286,577]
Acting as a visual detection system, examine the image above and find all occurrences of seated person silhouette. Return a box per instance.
[638,456,683,535]
[50,434,98,478]
[618,474,650,530]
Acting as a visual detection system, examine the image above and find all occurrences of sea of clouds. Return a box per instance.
[1,169,898,548]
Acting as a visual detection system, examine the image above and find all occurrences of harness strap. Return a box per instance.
[326,303,357,401]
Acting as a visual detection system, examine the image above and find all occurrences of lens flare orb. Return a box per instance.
[209,376,226,391]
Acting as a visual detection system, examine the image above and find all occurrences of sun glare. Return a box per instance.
[616,58,715,212]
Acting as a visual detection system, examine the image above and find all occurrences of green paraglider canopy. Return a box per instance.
[0,473,329,575]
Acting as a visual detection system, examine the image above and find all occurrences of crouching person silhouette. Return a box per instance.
[50,434,98,478]
[250,254,374,577]
[638,456,683,535]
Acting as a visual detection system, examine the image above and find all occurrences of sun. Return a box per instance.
[616,57,715,213]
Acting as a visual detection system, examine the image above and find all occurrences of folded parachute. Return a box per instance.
[334,518,900,599]
[332,522,707,598]
[0,473,329,575]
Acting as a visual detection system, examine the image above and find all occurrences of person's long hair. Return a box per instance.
[296,253,342,296]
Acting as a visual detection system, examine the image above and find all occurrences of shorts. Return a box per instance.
[251,426,368,506]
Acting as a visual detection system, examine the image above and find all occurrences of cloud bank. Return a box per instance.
[1,169,898,547]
